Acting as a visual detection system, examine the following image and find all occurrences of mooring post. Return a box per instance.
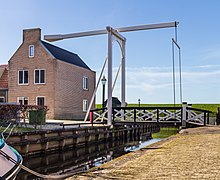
[182,102,187,128]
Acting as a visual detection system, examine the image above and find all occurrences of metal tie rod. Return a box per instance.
[172,38,180,49]
[44,21,179,42]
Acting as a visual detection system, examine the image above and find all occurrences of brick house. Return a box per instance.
[8,28,95,119]
[0,65,8,102]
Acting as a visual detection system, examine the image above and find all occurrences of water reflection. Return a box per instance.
[17,138,160,179]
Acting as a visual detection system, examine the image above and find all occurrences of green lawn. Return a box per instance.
[152,127,178,138]
[0,126,35,133]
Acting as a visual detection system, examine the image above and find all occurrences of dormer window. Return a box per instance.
[29,45,34,57]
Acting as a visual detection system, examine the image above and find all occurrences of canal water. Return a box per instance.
[17,138,161,180]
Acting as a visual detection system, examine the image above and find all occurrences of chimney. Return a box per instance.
[23,28,41,42]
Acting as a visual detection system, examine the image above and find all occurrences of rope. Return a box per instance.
[0,148,76,179]
[5,123,16,141]
[1,123,12,140]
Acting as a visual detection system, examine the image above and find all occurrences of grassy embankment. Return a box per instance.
[152,127,178,138]
[0,126,35,133]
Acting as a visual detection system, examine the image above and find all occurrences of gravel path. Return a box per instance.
[67,126,220,180]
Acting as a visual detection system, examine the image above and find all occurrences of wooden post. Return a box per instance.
[157,108,159,123]
[204,112,206,126]
[188,104,192,122]
[134,108,137,126]
[182,102,187,128]
[90,111,93,124]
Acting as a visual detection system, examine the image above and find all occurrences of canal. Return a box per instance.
[17,137,161,179]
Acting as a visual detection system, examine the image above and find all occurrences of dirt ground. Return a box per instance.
[67,126,220,180]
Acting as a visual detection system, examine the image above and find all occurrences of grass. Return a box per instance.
[0,126,35,133]
[152,127,178,138]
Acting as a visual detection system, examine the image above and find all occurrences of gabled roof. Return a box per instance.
[41,41,91,70]
[0,65,8,89]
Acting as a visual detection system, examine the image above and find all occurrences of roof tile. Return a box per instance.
[41,41,91,70]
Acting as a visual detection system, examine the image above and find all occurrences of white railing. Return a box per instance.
[90,105,211,127]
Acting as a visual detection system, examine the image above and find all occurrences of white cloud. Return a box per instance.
[202,47,220,61]
[95,65,220,103]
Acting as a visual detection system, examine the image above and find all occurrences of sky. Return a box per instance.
[1,0,220,104]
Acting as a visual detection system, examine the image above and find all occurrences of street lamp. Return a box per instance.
[138,99,141,107]
[101,76,107,109]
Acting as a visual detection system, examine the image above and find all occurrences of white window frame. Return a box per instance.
[29,45,34,58]
[0,96,5,103]
[83,99,88,112]
[18,70,29,85]
[83,76,88,90]
[36,96,46,106]
[17,97,29,105]
[34,69,46,84]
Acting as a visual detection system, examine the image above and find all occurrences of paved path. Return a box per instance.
[67,126,220,180]
[20,119,93,129]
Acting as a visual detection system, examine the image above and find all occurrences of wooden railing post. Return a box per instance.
[182,102,187,128]
[157,108,159,123]
[204,112,206,126]
[134,108,136,125]
[112,108,115,125]
[188,104,192,122]
[207,112,209,125]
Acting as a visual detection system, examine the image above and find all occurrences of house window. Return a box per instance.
[35,69,45,84]
[17,97,29,105]
[36,96,45,106]
[83,76,88,90]
[83,99,88,112]
[29,45,34,57]
[18,70,29,85]
[0,96,5,103]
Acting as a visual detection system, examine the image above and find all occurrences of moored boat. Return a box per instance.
[0,138,22,180]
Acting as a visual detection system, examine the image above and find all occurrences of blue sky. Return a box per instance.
[1,0,220,104]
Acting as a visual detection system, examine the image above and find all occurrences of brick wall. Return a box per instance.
[8,28,55,118]
[54,60,96,119]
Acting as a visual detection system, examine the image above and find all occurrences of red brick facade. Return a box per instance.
[8,28,95,119]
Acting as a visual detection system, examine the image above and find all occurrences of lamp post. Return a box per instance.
[101,76,107,109]
[138,99,141,107]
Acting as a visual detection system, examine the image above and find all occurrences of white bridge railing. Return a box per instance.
[90,104,211,127]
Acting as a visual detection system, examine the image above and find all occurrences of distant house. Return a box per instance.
[104,97,121,108]
[8,28,96,119]
[0,65,8,102]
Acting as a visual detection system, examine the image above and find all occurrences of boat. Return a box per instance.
[0,138,23,180]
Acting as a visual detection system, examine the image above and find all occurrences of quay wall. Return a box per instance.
[7,123,160,156]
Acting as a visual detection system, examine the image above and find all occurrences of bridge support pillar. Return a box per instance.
[182,102,187,128]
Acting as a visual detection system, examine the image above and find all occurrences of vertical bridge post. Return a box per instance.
[182,102,187,128]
